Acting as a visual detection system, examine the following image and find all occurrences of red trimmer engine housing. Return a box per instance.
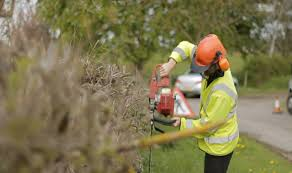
[149,64,174,116]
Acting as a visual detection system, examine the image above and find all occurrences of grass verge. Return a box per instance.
[238,87,288,97]
[142,127,292,173]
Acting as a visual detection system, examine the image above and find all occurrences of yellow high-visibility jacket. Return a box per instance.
[170,41,239,156]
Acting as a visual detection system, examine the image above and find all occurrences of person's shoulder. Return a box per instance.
[178,41,195,47]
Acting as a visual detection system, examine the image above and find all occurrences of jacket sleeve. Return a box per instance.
[180,91,231,138]
[169,41,197,63]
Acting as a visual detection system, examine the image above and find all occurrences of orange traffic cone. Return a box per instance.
[273,96,282,114]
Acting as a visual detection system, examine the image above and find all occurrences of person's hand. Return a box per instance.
[160,59,176,77]
[171,117,181,127]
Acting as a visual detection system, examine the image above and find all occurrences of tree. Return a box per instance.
[37,1,160,69]
[37,0,264,70]
[256,0,292,57]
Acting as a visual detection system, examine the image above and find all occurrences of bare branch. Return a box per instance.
[0,0,5,10]
[0,0,15,17]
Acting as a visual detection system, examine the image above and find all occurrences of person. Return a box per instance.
[160,34,239,173]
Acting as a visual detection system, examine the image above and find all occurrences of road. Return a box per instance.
[187,95,292,160]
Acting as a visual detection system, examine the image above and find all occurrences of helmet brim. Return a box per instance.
[190,56,210,73]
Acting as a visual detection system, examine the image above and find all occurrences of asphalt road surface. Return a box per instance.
[187,95,292,160]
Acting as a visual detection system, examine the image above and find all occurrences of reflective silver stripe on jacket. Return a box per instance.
[201,83,239,144]
[200,117,208,125]
[204,129,239,144]
[185,117,207,129]
[186,119,194,128]
[173,47,187,60]
[227,105,236,119]
[203,83,238,120]
[190,46,197,58]
[205,84,237,108]
[212,84,237,102]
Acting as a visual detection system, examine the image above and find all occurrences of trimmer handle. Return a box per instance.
[152,64,170,87]
[149,64,171,100]
[153,114,176,126]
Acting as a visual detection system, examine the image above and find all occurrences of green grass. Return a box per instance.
[141,126,292,173]
[238,87,288,97]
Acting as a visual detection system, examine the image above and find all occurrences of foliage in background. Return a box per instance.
[0,18,148,173]
[256,0,292,57]
[241,54,292,87]
[37,0,265,70]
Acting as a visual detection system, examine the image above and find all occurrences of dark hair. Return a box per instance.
[206,68,224,86]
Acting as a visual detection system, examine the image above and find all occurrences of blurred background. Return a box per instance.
[1,0,292,90]
[0,0,292,173]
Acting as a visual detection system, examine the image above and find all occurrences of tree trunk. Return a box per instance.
[244,70,248,88]
[0,0,4,10]
[269,33,276,57]
[136,61,144,71]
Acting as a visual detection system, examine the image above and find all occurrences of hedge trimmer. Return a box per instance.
[115,65,221,172]
[147,64,177,173]
[148,64,176,125]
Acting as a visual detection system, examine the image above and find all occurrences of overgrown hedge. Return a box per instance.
[241,55,292,87]
[0,19,148,173]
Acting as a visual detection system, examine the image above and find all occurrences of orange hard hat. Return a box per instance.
[191,34,230,73]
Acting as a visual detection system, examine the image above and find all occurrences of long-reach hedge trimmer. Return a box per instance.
[148,64,176,125]
[147,64,176,173]
[115,65,223,173]
[147,64,199,172]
